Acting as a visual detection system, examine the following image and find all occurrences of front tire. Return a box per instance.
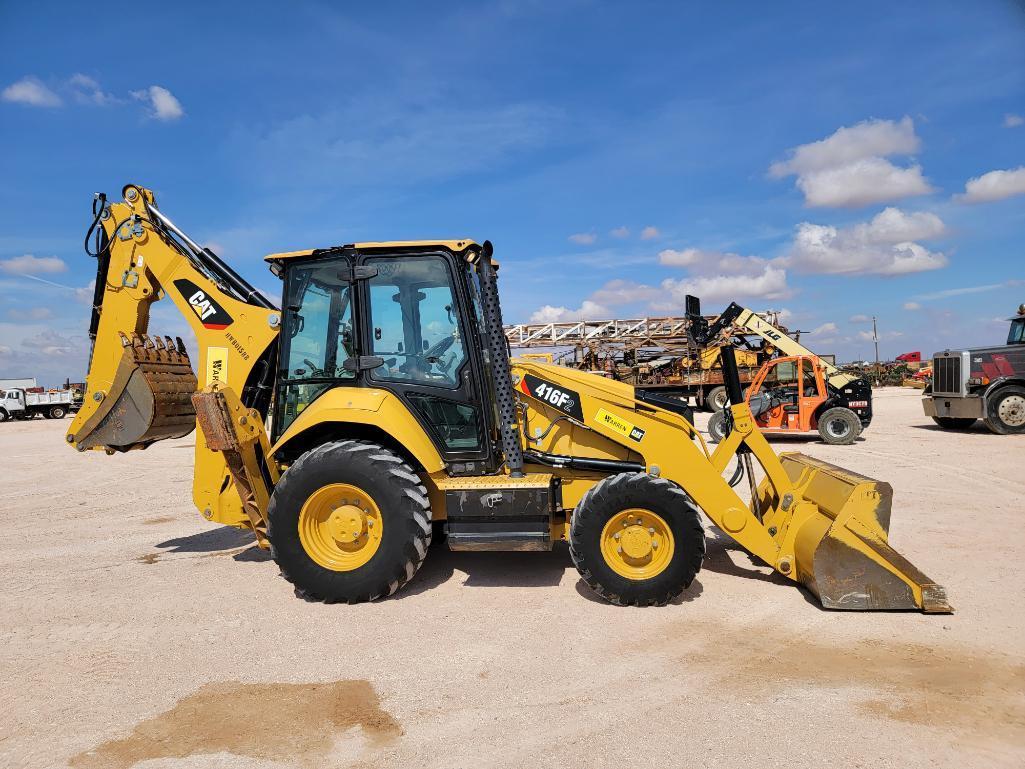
[817,407,861,445]
[570,473,705,606]
[267,440,432,603]
[983,386,1025,435]
[932,416,977,430]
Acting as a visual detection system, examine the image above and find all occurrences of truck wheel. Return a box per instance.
[705,386,728,412]
[706,411,728,443]
[983,386,1025,435]
[817,407,861,445]
[267,439,432,603]
[570,473,705,606]
[931,416,977,430]
[0,409,7,423]
[48,406,67,419]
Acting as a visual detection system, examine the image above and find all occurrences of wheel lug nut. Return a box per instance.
[617,546,623,554]
[648,527,654,534]
[652,541,658,549]
[614,532,620,540]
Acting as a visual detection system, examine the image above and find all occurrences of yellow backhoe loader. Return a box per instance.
[67,185,951,611]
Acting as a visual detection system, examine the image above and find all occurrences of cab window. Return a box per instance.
[275,257,356,436]
[366,255,467,387]
[1008,318,1025,345]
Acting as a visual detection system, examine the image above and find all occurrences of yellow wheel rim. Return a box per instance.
[600,508,674,580]
[298,483,383,571]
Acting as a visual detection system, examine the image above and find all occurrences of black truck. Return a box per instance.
[923,304,1025,434]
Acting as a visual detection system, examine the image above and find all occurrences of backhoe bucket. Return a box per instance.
[73,333,198,452]
[767,453,951,613]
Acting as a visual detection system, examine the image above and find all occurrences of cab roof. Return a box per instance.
[264,240,480,264]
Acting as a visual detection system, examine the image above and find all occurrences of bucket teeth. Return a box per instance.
[74,330,199,452]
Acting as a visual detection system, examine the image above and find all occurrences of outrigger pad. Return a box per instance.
[773,453,952,613]
[74,334,198,452]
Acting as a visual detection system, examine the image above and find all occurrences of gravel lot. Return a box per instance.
[2,388,1023,769]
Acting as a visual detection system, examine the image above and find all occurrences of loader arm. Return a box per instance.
[512,358,949,612]
[67,185,280,530]
[707,302,856,388]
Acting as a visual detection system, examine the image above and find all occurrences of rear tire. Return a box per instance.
[983,386,1025,435]
[817,407,861,445]
[49,406,67,419]
[931,416,977,430]
[267,440,432,603]
[706,411,728,443]
[570,473,705,606]
[705,386,728,412]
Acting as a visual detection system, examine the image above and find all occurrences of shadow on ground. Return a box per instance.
[397,541,576,598]
[154,526,271,562]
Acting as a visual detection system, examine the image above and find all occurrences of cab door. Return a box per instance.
[357,251,496,474]
[796,357,827,431]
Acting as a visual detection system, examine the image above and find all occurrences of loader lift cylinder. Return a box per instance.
[475,241,524,477]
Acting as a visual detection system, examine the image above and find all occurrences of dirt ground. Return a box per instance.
[2,388,1023,769]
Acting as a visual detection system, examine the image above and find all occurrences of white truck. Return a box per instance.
[0,388,79,421]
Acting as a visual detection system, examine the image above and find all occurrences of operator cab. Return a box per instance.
[267,242,499,473]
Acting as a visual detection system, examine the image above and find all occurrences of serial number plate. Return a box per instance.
[847,400,868,408]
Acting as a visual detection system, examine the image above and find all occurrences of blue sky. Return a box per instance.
[2,1,1023,385]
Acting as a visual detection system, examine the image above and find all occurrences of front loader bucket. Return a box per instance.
[768,453,951,613]
[73,333,198,452]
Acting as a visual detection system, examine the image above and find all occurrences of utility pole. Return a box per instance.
[872,316,880,383]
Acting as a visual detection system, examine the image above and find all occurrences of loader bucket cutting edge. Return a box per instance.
[767,453,952,613]
[73,334,198,452]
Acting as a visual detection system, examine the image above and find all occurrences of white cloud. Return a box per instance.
[132,85,184,121]
[69,73,117,105]
[660,263,790,304]
[0,254,68,275]
[849,314,871,323]
[640,226,660,240]
[770,117,920,176]
[782,207,947,276]
[6,307,53,321]
[20,329,83,357]
[0,345,11,355]
[912,281,1020,301]
[609,226,630,239]
[2,77,61,107]
[903,302,922,310]
[794,158,933,208]
[568,232,596,245]
[957,166,1025,204]
[770,117,934,208]
[589,279,661,306]
[658,248,702,267]
[810,322,838,335]
[858,329,902,342]
[529,299,611,323]
[1004,114,1024,128]
[74,280,96,304]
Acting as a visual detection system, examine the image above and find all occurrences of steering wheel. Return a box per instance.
[423,335,456,361]
[297,357,326,378]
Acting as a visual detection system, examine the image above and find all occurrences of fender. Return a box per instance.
[271,387,446,473]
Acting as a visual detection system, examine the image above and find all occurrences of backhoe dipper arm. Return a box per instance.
[66,184,280,530]
[705,302,855,388]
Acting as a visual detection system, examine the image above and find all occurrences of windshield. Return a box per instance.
[1008,318,1025,345]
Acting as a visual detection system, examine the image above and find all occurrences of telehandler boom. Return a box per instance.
[68,185,950,611]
